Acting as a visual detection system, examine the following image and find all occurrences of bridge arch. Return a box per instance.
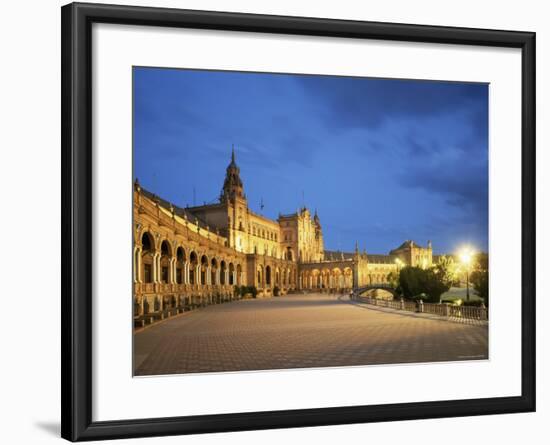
[356,284,399,299]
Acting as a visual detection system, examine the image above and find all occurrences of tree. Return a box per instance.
[471,253,489,305]
[387,271,400,290]
[423,268,451,303]
[470,270,488,305]
[399,266,451,303]
[475,252,489,270]
[399,267,423,299]
[435,255,459,287]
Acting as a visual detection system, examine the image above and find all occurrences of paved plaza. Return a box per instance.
[134,293,488,376]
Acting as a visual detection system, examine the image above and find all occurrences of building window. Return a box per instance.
[286,247,293,261]
[176,269,183,284]
[144,264,152,283]
[162,266,169,283]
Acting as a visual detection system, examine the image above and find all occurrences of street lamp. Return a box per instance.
[458,247,474,301]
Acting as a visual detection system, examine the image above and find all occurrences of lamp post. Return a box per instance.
[459,248,473,301]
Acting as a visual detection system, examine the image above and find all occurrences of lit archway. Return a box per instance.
[159,240,172,284]
[220,260,227,285]
[200,255,208,285]
[236,264,242,285]
[189,251,198,285]
[229,263,235,285]
[140,232,155,283]
[176,247,186,284]
[211,258,218,285]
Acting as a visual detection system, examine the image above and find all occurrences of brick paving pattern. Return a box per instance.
[134,293,488,376]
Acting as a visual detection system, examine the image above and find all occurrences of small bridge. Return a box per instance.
[354,284,399,299]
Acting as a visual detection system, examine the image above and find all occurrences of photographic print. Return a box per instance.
[132,67,489,376]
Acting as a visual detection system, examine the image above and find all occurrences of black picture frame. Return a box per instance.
[61,2,536,441]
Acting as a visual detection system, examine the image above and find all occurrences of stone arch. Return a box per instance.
[200,254,209,285]
[305,271,312,289]
[321,268,330,289]
[343,267,353,288]
[140,231,155,283]
[257,265,264,287]
[285,247,294,261]
[175,246,186,284]
[210,257,218,285]
[332,267,343,289]
[163,294,176,310]
[142,297,150,314]
[311,269,321,288]
[229,262,235,285]
[236,264,242,285]
[220,260,227,285]
[189,251,198,285]
[159,240,172,284]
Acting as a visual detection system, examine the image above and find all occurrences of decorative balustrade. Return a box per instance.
[135,282,241,294]
[352,294,488,322]
[134,283,155,293]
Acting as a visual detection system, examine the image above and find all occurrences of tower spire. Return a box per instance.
[220,145,244,203]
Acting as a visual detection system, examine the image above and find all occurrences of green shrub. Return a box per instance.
[239,285,258,298]
[461,299,485,307]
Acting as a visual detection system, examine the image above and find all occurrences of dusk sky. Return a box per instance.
[133,67,488,255]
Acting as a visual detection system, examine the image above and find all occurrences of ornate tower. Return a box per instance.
[219,146,248,252]
[313,209,324,261]
[220,145,244,203]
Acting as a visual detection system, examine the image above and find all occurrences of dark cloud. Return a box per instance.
[295,75,488,134]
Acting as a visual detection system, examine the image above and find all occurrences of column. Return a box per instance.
[133,248,138,283]
[136,248,142,283]
[153,253,159,283]
[170,258,176,284]
[157,254,161,283]
[140,296,146,316]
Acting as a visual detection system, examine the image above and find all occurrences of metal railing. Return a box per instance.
[352,294,488,322]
